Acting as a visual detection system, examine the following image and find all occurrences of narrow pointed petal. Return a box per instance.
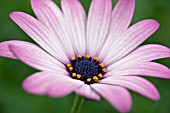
[99,0,135,60]
[101,76,160,100]
[106,62,170,79]
[92,84,132,113]
[61,0,86,55]
[9,42,67,72]
[0,40,29,59]
[10,12,69,64]
[108,44,170,69]
[31,0,75,58]
[86,0,112,57]
[102,20,160,66]
[110,0,135,35]
[75,84,100,101]
[23,72,83,97]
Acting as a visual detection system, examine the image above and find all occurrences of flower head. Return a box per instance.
[0,0,170,112]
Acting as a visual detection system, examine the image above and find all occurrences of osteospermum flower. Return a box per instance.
[0,0,170,112]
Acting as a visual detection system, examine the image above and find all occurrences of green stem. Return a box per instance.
[70,95,84,113]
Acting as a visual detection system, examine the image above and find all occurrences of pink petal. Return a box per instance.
[75,84,100,101]
[106,62,170,79]
[103,20,160,66]
[23,72,66,95]
[91,84,132,113]
[101,76,160,100]
[31,0,75,58]
[61,0,86,55]
[23,72,83,97]
[0,40,30,59]
[47,78,83,98]
[86,0,112,57]
[108,44,170,70]
[99,0,135,60]
[9,42,67,72]
[10,12,69,64]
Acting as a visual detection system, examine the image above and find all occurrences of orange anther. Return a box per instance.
[71,57,76,61]
[94,57,99,62]
[99,63,104,68]
[86,55,91,59]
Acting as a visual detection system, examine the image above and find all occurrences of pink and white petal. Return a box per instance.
[86,0,112,57]
[75,84,100,101]
[106,62,170,79]
[23,72,83,96]
[101,76,160,100]
[10,12,69,64]
[108,44,170,69]
[91,84,132,113]
[47,78,83,98]
[99,0,135,60]
[31,0,75,58]
[9,43,67,73]
[103,20,160,66]
[0,40,30,59]
[61,0,86,55]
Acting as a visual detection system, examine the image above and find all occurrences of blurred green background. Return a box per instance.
[0,0,170,113]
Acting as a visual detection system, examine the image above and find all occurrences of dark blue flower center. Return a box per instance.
[66,55,106,85]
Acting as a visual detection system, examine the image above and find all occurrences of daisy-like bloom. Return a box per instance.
[0,0,170,112]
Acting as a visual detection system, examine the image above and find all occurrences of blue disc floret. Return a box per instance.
[66,55,107,85]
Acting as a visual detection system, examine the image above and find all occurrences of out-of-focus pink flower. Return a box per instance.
[0,0,170,112]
